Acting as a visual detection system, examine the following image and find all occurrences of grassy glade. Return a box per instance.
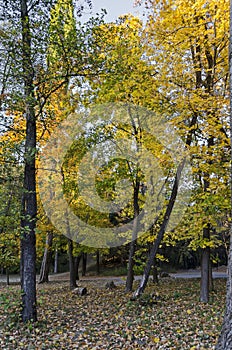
[0,278,226,349]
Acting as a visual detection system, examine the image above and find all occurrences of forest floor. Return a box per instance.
[0,277,226,349]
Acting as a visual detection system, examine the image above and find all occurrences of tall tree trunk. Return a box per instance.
[54,248,58,273]
[6,269,9,286]
[200,130,213,302]
[132,92,198,298]
[20,0,37,323]
[152,265,159,284]
[126,240,137,292]
[82,252,87,277]
[96,250,100,275]
[62,168,77,289]
[209,259,214,292]
[200,226,210,303]
[74,255,82,281]
[38,232,53,284]
[126,179,140,292]
[68,239,77,289]
[215,3,232,348]
[133,159,186,298]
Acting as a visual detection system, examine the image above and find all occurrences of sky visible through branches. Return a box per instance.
[81,0,145,22]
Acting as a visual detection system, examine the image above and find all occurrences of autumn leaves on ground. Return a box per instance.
[0,278,225,349]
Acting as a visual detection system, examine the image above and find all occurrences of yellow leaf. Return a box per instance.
[152,337,160,343]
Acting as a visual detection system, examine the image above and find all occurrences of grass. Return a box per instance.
[97,266,128,277]
[0,278,226,349]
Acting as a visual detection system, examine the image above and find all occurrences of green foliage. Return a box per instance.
[0,0,230,318]
[0,139,22,271]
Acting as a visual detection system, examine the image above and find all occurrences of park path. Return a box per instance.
[0,267,227,285]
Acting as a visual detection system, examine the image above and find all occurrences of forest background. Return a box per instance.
[0,1,231,347]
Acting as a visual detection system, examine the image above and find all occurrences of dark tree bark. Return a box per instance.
[82,252,87,277]
[200,227,210,302]
[68,239,77,289]
[125,105,143,292]
[200,233,214,300]
[38,232,53,284]
[215,3,232,348]
[62,167,77,288]
[209,259,214,292]
[6,269,9,286]
[125,179,140,292]
[74,255,82,281]
[152,265,159,284]
[200,134,214,303]
[20,0,37,323]
[133,97,198,298]
[96,250,100,275]
[133,159,186,298]
[126,240,136,292]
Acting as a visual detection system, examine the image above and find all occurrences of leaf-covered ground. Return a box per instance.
[0,278,226,349]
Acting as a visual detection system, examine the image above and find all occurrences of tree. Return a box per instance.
[82,16,165,291]
[0,0,93,322]
[131,0,230,298]
[20,0,38,322]
[37,0,78,286]
[215,1,232,347]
